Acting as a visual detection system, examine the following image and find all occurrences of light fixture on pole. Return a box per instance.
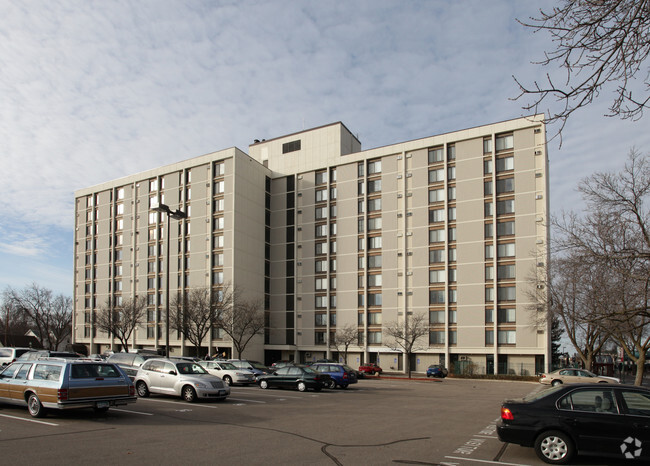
[152,203,187,358]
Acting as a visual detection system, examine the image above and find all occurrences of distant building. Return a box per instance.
[73,115,550,375]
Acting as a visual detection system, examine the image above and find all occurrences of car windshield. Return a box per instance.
[176,363,208,375]
[218,362,237,370]
[250,362,267,370]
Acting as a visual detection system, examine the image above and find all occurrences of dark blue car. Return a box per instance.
[426,364,448,378]
[311,363,358,389]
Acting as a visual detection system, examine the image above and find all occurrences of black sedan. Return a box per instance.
[497,383,650,464]
[257,365,330,392]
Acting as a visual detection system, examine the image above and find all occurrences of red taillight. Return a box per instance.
[343,373,348,379]
[57,388,68,401]
[501,407,514,421]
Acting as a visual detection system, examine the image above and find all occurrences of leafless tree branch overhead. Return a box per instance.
[514,0,650,139]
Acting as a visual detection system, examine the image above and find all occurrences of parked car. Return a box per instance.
[426,364,448,378]
[358,363,382,375]
[227,359,272,377]
[539,368,620,386]
[498,383,650,464]
[16,350,81,362]
[257,365,330,392]
[0,359,136,417]
[310,363,358,389]
[107,352,160,380]
[197,360,256,385]
[0,347,37,366]
[134,358,230,402]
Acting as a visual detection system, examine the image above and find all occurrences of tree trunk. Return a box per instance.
[635,354,646,386]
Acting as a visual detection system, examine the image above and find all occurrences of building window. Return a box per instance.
[498,264,516,279]
[430,229,445,243]
[315,331,326,344]
[368,331,382,344]
[498,308,516,323]
[447,166,456,180]
[214,162,225,176]
[430,331,445,345]
[429,189,445,203]
[485,308,494,323]
[497,286,516,301]
[484,181,493,195]
[428,147,444,163]
[315,313,327,326]
[368,312,382,325]
[447,145,456,160]
[485,202,494,217]
[448,289,457,303]
[448,227,456,241]
[448,268,457,282]
[315,260,328,273]
[483,138,493,154]
[430,249,445,263]
[496,134,514,151]
[315,242,328,255]
[368,198,382,212]
[282,140,301,154]
[429,168,444,183]
[497,221,515,236]
[315,206,327,219]
[316,189,328,202]
[368,160,382,174]
[367,274,382,287]
[498,330,516,345]
[449,330,457,345]
[368,236,382,249]
[368,255,382,268]
[485,244,494,259]
[316,224,328,237]
[368,179,382,193]
[315,296,328,308]
[484,159,493,174]
[429,290,445,304]
[429,269,446,284]
[485,266,494,280]
[368,293,382,306]
[497,242,515,258]
[430,209,445,223]
[315,278,328,291]
[496,178,514,193]
[485,223,494,238]
[315,171,327,185]
[430,310,444,324]
[485,330,494,345]
[449,309,457,323]
[448,207,456,221]
[214,180,225,194]
[448,186,456,200]
[497,200,515,215]
[368,217,382,231]
[485,287,494,302]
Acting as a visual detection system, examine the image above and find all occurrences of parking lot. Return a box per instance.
[0,377,626,465]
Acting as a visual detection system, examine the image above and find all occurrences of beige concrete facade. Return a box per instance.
[73,116,550,375]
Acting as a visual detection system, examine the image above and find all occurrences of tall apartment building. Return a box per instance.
[73,115,550,375]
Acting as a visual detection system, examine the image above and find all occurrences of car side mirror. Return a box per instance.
[169,371,177,375]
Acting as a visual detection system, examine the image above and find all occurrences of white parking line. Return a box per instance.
[443,456,531,466]
[228,398,266,404]
[0,413,59,426]
[111,408,154,416]
[139,398,220,409]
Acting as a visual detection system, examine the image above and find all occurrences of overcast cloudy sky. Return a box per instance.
[1,0,649,296]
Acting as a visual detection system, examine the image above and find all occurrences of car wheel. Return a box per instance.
[534,430,574,464]
[260,380,269,389]
[27,393,46,418]
[222,375,232,386]
[297,381,307,392]
[182,385,197,402]
[327,380,337,389]
[136,381,150,397]
[551,380,562,387]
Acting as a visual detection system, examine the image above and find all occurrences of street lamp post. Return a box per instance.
[152,203,187,357]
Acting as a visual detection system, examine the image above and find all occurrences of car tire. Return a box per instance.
[551,380,562,387]
[182,385,197,402]
[27,393,46,418]
[260,380,269,389]
[297,381,307,392]
[327,380,337,389]
[222,375,232,386]
[136,381,150,397]
[534,430,575,464]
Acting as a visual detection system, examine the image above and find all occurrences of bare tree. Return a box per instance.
[383,313,430,378]
[514,0,650,141]
[216,296,265,359]
[170,286,233,357]
[0,297,31,339]
[95,296,147,352]
[4,283,72,350]
[330,324,358,364]
[552,150,650,384]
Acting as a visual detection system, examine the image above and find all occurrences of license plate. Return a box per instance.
[96,401,109,408]
[219,390,225,396]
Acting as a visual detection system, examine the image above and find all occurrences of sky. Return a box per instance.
[1,0,649,297]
